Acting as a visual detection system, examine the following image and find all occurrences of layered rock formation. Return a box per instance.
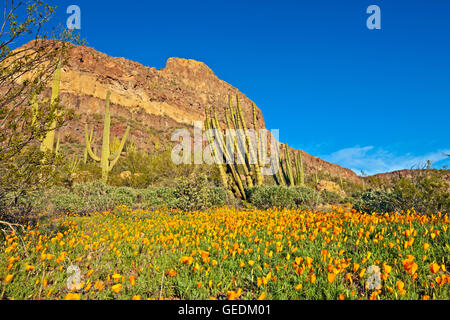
[20,40,362,183]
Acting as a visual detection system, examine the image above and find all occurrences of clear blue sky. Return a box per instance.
[10,0,450,174]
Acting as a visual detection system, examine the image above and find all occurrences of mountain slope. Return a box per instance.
[21,40,362,183]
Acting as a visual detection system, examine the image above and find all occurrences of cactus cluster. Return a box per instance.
[31,59,132,184]
[85,90,130,183]
[276,144,305,187]
[204,95,265,199]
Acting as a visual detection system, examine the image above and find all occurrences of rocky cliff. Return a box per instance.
[21,40,362,183]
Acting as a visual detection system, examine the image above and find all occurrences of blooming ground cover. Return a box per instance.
[0,206,449,300]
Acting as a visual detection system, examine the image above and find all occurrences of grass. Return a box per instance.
[0,206,448,300]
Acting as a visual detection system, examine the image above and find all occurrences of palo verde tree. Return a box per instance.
[0,0,83,222]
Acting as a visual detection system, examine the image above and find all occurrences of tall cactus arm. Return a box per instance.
[211,107,246,199]
[285,144,295,186]
[40,59,62,152]
[299,151,305,186]
[225,106,253,187]
[205,107,228,189]
[101,91,112,177]
[237,95,263,185]
[84,127,94,164]
[55,134,60,155]
[85,124,101,162]
[108,126,130,169]
[51,59,62,105]
[228,95,238,129]
[277,151,287,186]
[253,103,262,168]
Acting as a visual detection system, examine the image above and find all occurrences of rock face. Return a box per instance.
[21,40,361,183]
[372,169,450,184]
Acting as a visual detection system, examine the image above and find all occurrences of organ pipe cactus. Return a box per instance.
[226,98,253,187]
[85,90,130,183]
[205,107,228,190]
[252,103,263,185]
[277,151,287,186]
[284,144,295,187]
[296,151,305,186]
[211,107,246,199]
[236,95,263,186]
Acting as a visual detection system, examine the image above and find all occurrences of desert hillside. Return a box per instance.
[18,40,361,183]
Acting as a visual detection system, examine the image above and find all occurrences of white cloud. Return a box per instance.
[320,146,450,176]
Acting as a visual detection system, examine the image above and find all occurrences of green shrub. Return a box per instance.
[172,175,211,212]
[208,187,234,208]
[320,190,343,204]
[353,189,400,213]
[291,186,322,207]
[52,193,86,213]
[246,186,296,209]
[111,187,137,207]
[392,172,450,215]
[246,185,322,210]
[134,187,177,210]
[72,181,115,212]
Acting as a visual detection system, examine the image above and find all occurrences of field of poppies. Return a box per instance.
[0,206,448,300]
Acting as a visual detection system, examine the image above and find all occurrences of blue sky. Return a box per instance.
[8,0,450,175]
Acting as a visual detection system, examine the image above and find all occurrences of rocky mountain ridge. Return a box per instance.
[20,40,362,183]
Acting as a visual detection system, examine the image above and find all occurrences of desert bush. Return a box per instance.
[172,175,211,212]
[392,171,450,214]
[246,186,296,209]
[208,187,235,208]
[354,170,450,215]
[108,149,222,188]
[135,187,177,210]
[246,185,322,210]
[353,189,401,213]
[72,181,116,212]
[111,187,137,208]
[292,186,322,207]
[320,190,344,204]
[52,193,87,213]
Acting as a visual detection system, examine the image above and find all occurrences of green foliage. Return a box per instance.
[246,185,321,210]
[208,187,234,208]
[112,187,138,208]
[320,190,344,204]
[353,189,401,214]
[392,171,450,214]
[353,170,450,214]
[0,1,83,222]
[246,186,295,209]
[172,175,211,212]
[291,185,322,207]
[52,193,86,213]
[135,188,171,210]
[40,179,234,214]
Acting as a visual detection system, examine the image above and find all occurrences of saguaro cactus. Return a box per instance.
[85,90,130,183]
[339,171,344,190]
[84,127,95,164]
[41,59,62,153]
